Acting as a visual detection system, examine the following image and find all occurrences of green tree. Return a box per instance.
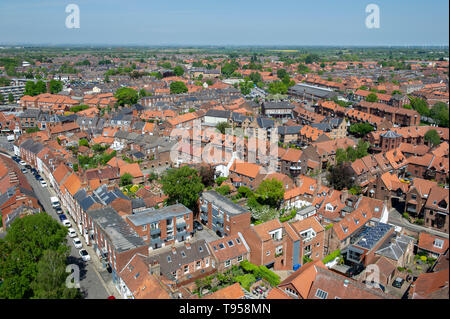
[31,250,81,299]
[161,166,204,210]
[366,93,378,102]
[216,121,231,134]
[8,93,14,103]
[170,81,188,94]
[240,80,253,95]
[173,65,184,76]
[138,88,147,99]
[297,64,309,74]
[114,87,138,106]
[120,173,133,186]
[0,213,70,299]
[326,163,356,191]
[277,69,288,79]
[49,80,63,94]
[0,93,4,104]
[335,148,348,165]
[304,54,320,64]
[221,61,239,77]
[216,184,231,196]
[255,178,285,208]
[424,129,441,147]
[349,123,374,137]
[78,139,89,147]
[430,102,449,127]
[410,97,430,117]
[267,80,288,95]
[249,72,262,84]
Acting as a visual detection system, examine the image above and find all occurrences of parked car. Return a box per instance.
[21,168,27,174]
[68,228,77,238]
[40,180,47,187]
[79,249,91,262]
[35,174,42,180]
[25,164,31,169]
[30,168,37,174]
[193,220,203,231]
[392,277,405,289]
[63,220,72,227]
[55,207,63,214]
[73,237,82,249]
[59,214,67,221]
[19,160,26,166]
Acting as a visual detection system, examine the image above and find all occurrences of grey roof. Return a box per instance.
[375,233,415,261]
[86,206,146,253]
[145,239,211,280]
[289,83,338,99]
[381,130,403,138]
[205,109,230,119]
[20,139,44,155]
[18,109,41,118]
[202,190,248,216]
[131,198,146,210]
[263,101,295,110]
[127,204,192,226]
[256,117,275,128]
[278,125,303,135]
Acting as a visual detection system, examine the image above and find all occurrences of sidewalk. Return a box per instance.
[389,208,449,239]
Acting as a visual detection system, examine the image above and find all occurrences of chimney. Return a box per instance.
[149,261,160,277]
[185,242,191,249]
[341,189,348,204]
[172,246,177,254]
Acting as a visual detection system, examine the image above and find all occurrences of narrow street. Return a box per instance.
[388,208,449,239]
[17,158,117,299]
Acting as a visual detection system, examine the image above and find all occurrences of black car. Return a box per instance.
[392,277,405,289]
[25,164,31,169]
[193,221,203,231]
[346,264,364,277]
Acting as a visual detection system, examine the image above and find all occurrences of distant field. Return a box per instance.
[267,49,299,52]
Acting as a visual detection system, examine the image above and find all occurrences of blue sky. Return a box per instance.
[0,0,448,46]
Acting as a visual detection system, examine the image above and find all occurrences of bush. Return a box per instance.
[420,256,427,262]
[215,177,227,186]
[303,255,313,264]
[322,249,341,264]
[280,209,297,222]
[415,219,424,225]
[256,266,280,286]
[234,274,256,291]
[216,185,231,196]
[240,260,259,273]
[402,212,410,221]
[397,267,405,272]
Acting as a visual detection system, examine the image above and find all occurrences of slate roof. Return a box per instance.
[145,239,211,280]
[86,206,146,253]
[376,233,414,261]
[127,204,192,226]
[202,190,248,216]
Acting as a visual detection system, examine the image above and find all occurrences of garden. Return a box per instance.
[194,260,280,297]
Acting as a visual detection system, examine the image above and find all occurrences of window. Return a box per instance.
[226,215,230,222]
[236,238,241,244]
[184,265,189,274]
[142,236,148,241]
[213,246,218,252]
[205,258,209,267]
[199,246,204,253]
[315,289,328,299]
[181,251,186,258]
[167,256,172,263]
[196,261,201,270]
[237,255,243,262]
[219,243,225,249]
[225,260,231,267]
[227,240,234,247]
[266,250,270,256]
[134,272,140,279]
[143,225,147,231]
[434,239,444,249]
[316,242,320,247]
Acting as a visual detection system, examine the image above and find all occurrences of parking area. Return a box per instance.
[192,224,222,243]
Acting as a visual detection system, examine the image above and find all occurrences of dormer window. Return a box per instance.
[434,239,444,249]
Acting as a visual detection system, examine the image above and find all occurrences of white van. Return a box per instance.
[50,196,60,208]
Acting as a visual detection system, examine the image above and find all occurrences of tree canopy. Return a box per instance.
[161,166,204,210]
[173,65,184,76]
[424,129,441,147]
[0,213,80,299]
[326,163,356,191]
[255,178,285,209]
[349,123,375,137]
[49,79,63,94]
[366,93,378,102]
[114,87,138,106]
[170,81,188,94]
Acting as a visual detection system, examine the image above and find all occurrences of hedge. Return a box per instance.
[280,209,297,222]
[239,261,280,287]
[322,249,341,264]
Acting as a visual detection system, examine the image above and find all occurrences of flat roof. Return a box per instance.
[127,204,192,226]
[202,190,248,216]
